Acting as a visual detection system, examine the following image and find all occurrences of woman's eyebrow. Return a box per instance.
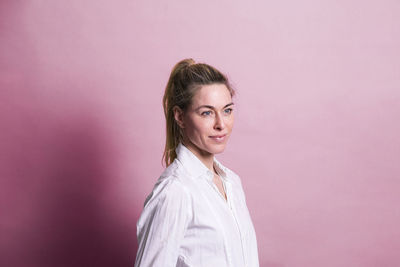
[195,102,234,110]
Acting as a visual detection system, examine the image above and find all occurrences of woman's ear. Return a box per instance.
[173,106,185,128]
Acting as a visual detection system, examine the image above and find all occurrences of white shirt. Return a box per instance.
[135,143,259,267]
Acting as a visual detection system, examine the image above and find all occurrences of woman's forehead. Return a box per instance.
[192,84,232,107]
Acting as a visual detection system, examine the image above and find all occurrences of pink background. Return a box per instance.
[1,1,399,266]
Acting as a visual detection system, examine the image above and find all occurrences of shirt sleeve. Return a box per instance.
[134,179,191,267]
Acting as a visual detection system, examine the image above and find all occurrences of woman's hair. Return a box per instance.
[162,58,235,167]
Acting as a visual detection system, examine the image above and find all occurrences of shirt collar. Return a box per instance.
[176,142,228,182]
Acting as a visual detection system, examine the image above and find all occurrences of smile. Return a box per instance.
[209,134,227,142]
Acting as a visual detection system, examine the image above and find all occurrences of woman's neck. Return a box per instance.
[182,140,214,172]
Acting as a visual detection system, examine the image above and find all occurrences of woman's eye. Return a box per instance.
[201,111,212,116]
[224,108,233,114]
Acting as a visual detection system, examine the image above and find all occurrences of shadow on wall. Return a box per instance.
[37,121,135,267]
[0,2,141,264]
[0,90,139,267]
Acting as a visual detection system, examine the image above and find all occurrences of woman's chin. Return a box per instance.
[207,143,228,155]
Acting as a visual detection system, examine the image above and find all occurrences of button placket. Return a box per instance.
[226,182,247,266]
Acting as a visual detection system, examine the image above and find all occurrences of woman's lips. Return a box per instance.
[209,134,227,142]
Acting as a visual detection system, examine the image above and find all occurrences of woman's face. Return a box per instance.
[175,83,234,158]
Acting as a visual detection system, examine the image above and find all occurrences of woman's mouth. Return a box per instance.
[209,134,227,142]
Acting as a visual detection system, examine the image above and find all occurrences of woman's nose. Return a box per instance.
[214,112,225,130]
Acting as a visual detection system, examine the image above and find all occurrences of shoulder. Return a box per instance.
[159,158,190,183]
[137,160,193,228]
[143,160,191,209]
[158,158,193,192]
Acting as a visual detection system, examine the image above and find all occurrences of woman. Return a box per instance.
[135,59,259,267]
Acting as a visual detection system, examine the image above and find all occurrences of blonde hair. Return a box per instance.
[162,58,235,167]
